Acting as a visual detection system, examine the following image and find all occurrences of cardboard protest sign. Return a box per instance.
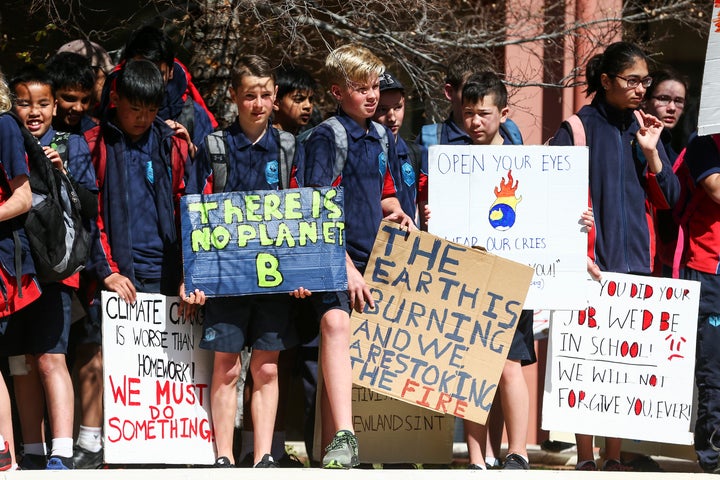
[352,385,454,463]
[542,273,700,444]
[428,144,588,310]
[102,292,214,464]
[181,187,347,296]
[698,3,720,136]
[351,220,534,425]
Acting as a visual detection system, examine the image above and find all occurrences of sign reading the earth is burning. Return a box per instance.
[428,145,589,310]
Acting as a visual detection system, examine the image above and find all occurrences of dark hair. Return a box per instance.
[461,71,508,109]
[445,53,495,88]
[644,67,689,99]
[231,55,275,89]
[115,59,165,107]
[275,65,317,99]
[9,64,53,97]
[45,52,95,92]
[122,25,175,68]
[585,42,649,97]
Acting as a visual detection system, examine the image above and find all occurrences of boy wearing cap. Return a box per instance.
[56,39,115,112]
[372,72,428,227]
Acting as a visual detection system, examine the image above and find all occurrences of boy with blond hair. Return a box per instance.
[301,44,413,468]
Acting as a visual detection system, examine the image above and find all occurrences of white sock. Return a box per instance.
[0,435,5,447]
[271,431,286,459]
[77,426,102,453]
[238,430,254,461]
[24,442,46,456]
[485,456,500,467]
[51,437,73,458]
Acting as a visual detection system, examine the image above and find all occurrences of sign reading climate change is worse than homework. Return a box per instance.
[542,273,700,445]
[181,187,347,296]
[428,144,589,310]
[102,292,214,464]
[351,221,534,425]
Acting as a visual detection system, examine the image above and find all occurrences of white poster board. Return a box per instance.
[102,292,215,464]
[428,144,588,310]
[698,4,720,136]
[542,273,700,444]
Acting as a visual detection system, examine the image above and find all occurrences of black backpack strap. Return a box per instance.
[205,131,228,193]
[276,130,296,189]
[406,142,423,184]
[176,97,196,142]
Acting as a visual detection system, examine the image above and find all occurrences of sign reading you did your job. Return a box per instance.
[181,187,348,296]
[428,144,589,310]
[543,273,700,445]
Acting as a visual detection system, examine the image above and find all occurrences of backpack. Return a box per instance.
[205,128,296,193]
[1,112,90,283]
[420,119,524,147]
[298,116,390,182]
[405,142,423,187]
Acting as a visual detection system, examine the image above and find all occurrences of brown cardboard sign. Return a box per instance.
[350,221,534,424]
[352,385,454,464]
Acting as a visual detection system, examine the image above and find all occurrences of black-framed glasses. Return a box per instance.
[611,74,653,89]
[651,95,686,108]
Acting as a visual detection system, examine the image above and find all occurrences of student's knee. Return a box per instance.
[250,353,279,386]
[214,353,242,384]
[36,352,68,378]
[320,310,350,338]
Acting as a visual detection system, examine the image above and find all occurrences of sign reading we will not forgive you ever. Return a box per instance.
[351,221,534,425]
[543,273,700,444]
[428,144,589,310]
[181,187,347,296]
[102,292,214,464]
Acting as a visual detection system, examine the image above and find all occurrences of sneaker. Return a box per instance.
[277,453,304,468]
[254,453,278,468]
[322,430,359,469]
[46,455,74,470]
[503,453,529,470]
[19,453,46,470]
[0,441,11,471]
[73,445,103,469]
[214,456,234,468]
[603,459,633,471]
[624,454,664,472]
[575,460,598,471]
[467,463,486,470]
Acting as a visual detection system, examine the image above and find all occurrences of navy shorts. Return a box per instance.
[310,290,351,318]
[200,294,299,353]
[0,282,73,355]
[507,309,537,365]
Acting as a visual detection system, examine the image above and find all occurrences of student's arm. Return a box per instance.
[0,175,31,222]
[635,111,680,208]
[346,251,373,313]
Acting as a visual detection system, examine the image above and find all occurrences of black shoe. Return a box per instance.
[503,453,530,470]
[540,439,575,453]
[277,453,304,468]
[19,453,47,470]
[73,445,103,469]
[46,455,74,470]
[214,456,234,468]
[253,453,278,468]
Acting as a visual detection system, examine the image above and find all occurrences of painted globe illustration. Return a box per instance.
[488,170,522,231]
[488,203,516,230]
